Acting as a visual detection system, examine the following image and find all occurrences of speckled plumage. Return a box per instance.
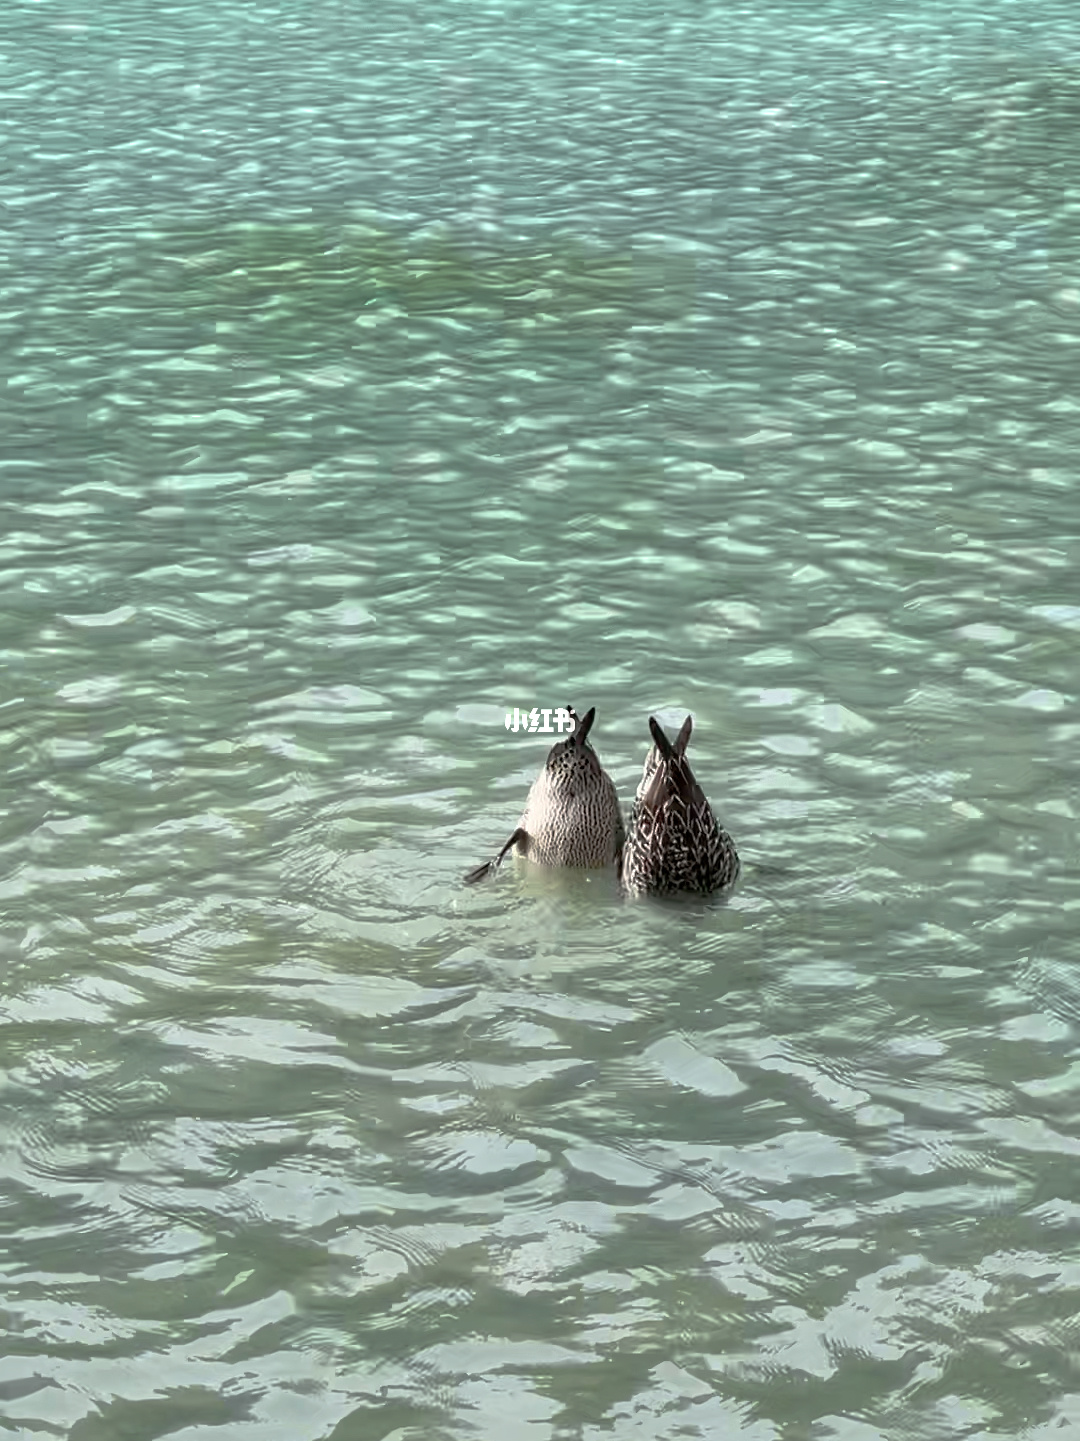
[622,715,739,897]
[463,706,625,884]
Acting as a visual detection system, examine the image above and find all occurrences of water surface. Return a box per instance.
[2,1,1079,1437]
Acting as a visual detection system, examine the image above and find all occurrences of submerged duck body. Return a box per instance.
[464,706,625,884]
[622,715,739,897]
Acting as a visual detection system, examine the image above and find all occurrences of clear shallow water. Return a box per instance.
[2,1,1080,1437]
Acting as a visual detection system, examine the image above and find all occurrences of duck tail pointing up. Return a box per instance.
[568,705,596,744]
[647,715,674,759]
[644,715,696,808]
[647,714,693,759]
[673,715,692,758]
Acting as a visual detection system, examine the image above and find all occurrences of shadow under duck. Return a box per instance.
[463,705,625,884]
[622,714,739,897]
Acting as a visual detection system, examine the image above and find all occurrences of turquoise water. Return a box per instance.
[3,2,1080,1437]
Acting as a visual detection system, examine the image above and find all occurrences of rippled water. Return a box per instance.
[3,1,1080,1436]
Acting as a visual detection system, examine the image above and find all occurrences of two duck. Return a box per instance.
[464,706,739,897]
